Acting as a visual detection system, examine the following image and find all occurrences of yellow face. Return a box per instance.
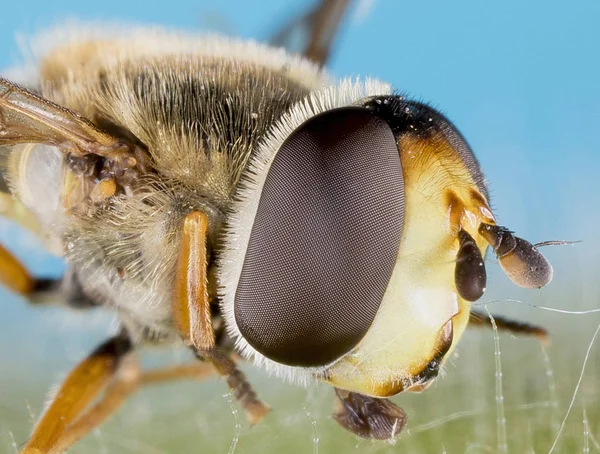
[223,91,553,411]
[325,132,495,397]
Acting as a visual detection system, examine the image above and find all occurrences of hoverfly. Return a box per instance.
[0,1,554,451]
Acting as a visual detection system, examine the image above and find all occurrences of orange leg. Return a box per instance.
[22,334,133,454]
[172,211,269,424]
[48,353,140,454]
[0,243,38,295]
[0,241,100,309]
[18,210,268,453]
[0,242,71,308]
[469,310,549,344]
[52,361,216,453]
[22,339,217,453]
[139,362,214,385]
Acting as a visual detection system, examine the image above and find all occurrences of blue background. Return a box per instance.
[2,0,598,242]
[0,1,599,452]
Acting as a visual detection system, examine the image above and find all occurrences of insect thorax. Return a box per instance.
[8,36,326,343]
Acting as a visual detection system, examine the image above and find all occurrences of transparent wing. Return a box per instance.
[0,78,148,232]
[0,77,131,159]
[270,0,351,67]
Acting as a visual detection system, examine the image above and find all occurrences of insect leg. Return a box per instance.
[52,362,217,452]
[0,243,97,308]
[0,243,54,297]
[22,333,133,454]
[333,388,408,440]
[138,362,214,385]
[469,310,549,344]
[172,211,269,424]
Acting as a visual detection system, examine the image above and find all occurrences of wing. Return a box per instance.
[0,77,136,161]
[0,77,150,232]
[270,0,351,67]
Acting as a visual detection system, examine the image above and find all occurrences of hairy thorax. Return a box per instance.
[7,32,325,343]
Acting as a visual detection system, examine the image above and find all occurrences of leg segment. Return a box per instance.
[55,361,218,451]
[469,310,549,344]
[172,211,269,424]
[23,344,218,453]
[333,388,407,440]
[22,334,132,454]
[50,353,140,453]
[22,209,268,453]
[139,362,214,385]
[0,243,42,295]
[0,242,98,308]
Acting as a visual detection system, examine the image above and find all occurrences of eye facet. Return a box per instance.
[234,107,405,367]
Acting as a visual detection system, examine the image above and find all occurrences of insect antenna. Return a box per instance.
[478,222,553,289]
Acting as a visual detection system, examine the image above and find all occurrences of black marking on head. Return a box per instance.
[363,96,488,198]
[235,107,405,367]
[410,318,454,389]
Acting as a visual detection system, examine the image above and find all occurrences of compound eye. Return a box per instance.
[234,107,405,367]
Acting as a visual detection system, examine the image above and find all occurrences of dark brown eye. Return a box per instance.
[234,107,405,367]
